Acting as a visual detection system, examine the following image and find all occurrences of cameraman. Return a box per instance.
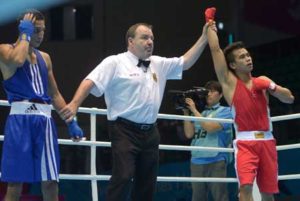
[182,80,233,201]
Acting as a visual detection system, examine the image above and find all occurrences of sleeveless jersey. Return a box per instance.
[2,48,51,104]
[1,48,59,182]
[231,77,272,131]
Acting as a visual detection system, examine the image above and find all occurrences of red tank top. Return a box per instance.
[232,77,271,131]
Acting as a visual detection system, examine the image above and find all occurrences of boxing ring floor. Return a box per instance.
[0,100,300,201]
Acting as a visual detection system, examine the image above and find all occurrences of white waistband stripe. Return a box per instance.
[235,131,274,140]
[10,102,51,117]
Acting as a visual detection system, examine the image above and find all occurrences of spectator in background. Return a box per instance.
[183,80,233,201]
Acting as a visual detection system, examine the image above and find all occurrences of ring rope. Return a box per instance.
[0,99,299,200]
[1,135,299,152]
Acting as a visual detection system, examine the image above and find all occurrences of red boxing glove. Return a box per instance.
[205,7,216,22]
[254,78,277,92]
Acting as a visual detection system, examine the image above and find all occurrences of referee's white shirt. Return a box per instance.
[86,51,184,124]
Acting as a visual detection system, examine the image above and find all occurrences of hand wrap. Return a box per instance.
[67,119,84,139]
[18,20,34,42]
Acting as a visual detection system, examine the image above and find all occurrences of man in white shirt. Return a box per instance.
[61,22,213,201]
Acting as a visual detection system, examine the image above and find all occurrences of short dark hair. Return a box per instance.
[205,80,222,93]
[125,23,152,46]
[18,9,45,22]
[223,41,246,67]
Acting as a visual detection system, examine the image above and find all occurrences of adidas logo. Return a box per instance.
[25,104,39,113]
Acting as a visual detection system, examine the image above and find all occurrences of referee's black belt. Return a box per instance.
[116,117,156,131]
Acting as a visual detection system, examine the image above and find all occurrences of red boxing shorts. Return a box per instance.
[233,136,279,193]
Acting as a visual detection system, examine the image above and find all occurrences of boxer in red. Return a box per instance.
[205,7,294,201]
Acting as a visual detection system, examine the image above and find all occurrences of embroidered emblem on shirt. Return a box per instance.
[152,73,157,82]
[129,73,140,77]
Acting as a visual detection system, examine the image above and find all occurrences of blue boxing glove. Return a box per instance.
[18,20,34,42]
[67,119,84,140]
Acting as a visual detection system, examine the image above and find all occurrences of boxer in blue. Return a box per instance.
[0,9,84,201]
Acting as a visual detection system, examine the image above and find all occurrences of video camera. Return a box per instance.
[169,87,209,111]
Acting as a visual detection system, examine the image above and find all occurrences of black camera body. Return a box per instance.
[169,87,209,111]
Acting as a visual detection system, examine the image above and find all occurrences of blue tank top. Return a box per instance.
[2,48,51,104]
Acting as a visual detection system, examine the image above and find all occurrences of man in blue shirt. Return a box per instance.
[183,80,233,201]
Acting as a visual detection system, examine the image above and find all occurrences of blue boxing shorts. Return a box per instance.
[1,101,60,182]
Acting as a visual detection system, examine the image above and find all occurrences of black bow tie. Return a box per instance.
[137,59,151,68]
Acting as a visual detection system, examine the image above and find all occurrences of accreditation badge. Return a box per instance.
[152,73,157,82]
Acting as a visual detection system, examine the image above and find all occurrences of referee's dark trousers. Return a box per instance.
[106,117,160,201]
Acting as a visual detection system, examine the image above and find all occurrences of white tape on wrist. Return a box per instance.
[269,82,277,91]
[20,33,31,42]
